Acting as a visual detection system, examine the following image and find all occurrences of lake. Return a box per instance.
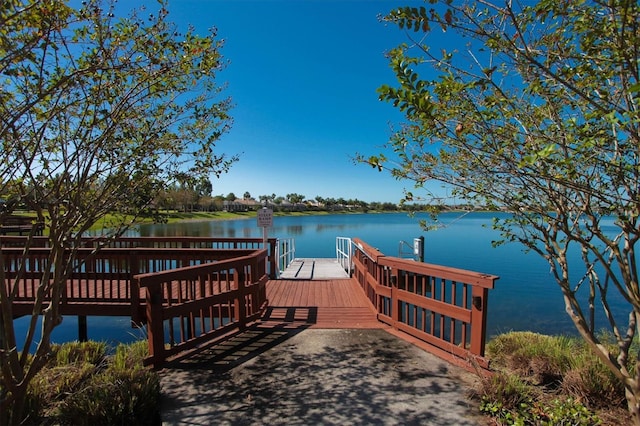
[14,211,629,349]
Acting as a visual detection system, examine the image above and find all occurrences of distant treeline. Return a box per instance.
[152,189,479,213]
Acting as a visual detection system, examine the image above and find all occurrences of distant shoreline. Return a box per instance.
[151,208,423,223]
[89,208,484,231]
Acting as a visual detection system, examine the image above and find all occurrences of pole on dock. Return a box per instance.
[414,236,425,262]
[257,207,273,273]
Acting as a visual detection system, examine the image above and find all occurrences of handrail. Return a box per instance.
[134,249,268,368]
[275,238,295,277]
[3,246,258,321]
[335,237,353,276]
[351,237,498,369]
[1,236,279,278]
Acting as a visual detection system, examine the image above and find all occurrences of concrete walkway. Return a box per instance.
[159,327,486,425]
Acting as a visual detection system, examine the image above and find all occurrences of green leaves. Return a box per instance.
[1,0,234,233]
[389,6,431,32]
[368,2,640,412]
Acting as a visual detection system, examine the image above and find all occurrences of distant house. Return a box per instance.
[223,198,260,212]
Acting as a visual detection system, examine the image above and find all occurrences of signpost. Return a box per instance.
[257,207,273,248]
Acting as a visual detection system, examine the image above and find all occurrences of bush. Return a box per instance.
[53,365,161,425]
[53,340,107,365]
[486,332,576,386]
[16,340,160,425]
[480,331,634,425]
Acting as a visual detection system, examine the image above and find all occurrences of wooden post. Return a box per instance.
[470,286,489,356]
[391,268,399,328]
[78,315,87,342]
[234,267,247,330]
[130,250,141,325]
[145,282,165,369]
[268,239,277,279]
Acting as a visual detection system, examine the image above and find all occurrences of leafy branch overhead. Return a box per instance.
[0,1,235,423]
[368,0,640,422]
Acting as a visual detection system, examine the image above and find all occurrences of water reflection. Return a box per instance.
[285,225,303,235]
[315,223,349,232]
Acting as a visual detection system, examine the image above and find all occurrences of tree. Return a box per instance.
[196,177,213,199]
[243,191,251,200]
[364,0,640,421]
[0,1,235,423]
[258,194,271,205]
[286,193,305,204]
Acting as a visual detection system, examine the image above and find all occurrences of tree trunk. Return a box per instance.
[1,385,27,425]
[627,387,640,426]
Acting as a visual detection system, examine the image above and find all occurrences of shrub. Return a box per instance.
[478,373,602,425]
[486,332,576,386]
[480,332,632,424]
[478,371,537,411]
[14,340,161,425]
[561,354,625,409]
[53,365,161,425]
[537,397,601,425]
[51,341,160,425]
[54,340,107,366]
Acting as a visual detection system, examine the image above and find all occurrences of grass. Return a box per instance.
[15,340,161,425]
[88,208,379,230]
[476,331,634,425]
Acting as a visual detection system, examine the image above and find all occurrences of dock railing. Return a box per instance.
[275,237,296,277]
[335,237,353,276]
[3,237,274,368]
[1,235,279,279]
[134,249,268,368]
[351,237,498,369]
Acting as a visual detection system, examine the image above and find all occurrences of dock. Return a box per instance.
[5,236,498,370]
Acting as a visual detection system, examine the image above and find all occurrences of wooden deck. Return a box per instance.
[5,238,497,369]
[263,278,382,329]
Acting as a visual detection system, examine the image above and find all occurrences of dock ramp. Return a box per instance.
[276,237,352,280]
[279,258,350,280]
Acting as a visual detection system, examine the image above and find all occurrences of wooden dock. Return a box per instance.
[263,258,380,328]
[5,236,498,370]
[263,278,382,329]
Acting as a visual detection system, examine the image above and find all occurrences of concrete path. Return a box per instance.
[159,327,486,425]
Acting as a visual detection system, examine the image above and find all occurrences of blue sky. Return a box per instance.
[165,0,427,203]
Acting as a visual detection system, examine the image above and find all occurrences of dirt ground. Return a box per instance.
[159,326,486,425]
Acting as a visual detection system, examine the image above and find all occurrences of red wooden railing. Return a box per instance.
[3,237,273,368]
[0,236,277,275]
[134,249,268,368]
[351,238,498,369]
[5,235,498,369]
[4,247,268,317]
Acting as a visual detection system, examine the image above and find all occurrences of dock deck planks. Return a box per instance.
[264,278,382,329]
[12,259,383,330]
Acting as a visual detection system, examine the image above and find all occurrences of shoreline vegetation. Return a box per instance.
[89,208,417,231]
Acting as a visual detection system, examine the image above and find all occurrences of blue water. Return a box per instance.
[13,212,630,350]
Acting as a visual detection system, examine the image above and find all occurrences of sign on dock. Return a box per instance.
[257,207,273,228]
